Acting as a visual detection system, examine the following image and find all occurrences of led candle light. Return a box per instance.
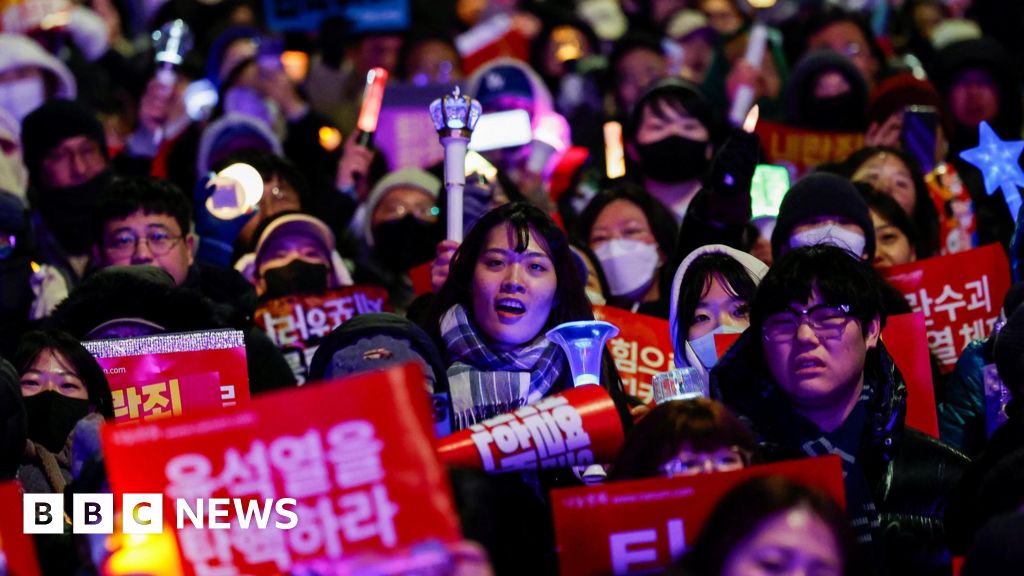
[430,86,482,242]
[604,121,625,179]
[356,67,389,146]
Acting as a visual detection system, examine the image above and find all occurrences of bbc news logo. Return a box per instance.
[23,494,298,534]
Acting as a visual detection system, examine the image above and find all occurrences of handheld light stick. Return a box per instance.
[205,163,264,220]
[151,19,193,145]
[546,320,620,387]
[727,0,776,127]
[356,67,389,146]
[959,120,1024,223]
[430,86,482,242]
[603,121,626,179]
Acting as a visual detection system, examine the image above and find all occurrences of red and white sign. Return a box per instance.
[255,286,391,349]
[438,385,624,473]
[883,243,1011,372]
[883,312,939,438]
[101,363,460,575]
[594,306,673,406]
[552,456,846,576]
[84,330,249,423]
[0,482,41,576]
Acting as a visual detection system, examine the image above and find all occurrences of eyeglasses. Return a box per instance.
[762,304,853,343]
[105,230,183,257]
[661,446,750,477]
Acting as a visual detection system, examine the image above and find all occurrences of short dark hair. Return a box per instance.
[610,398,756,480]
[425,202,593,340]
[676,253,759,344]
[94,177,191,247]
[627,77,715,143]
[859,183,921,257]
[752,244,887,335]
[671,476,860,576]
[13,330,114,419]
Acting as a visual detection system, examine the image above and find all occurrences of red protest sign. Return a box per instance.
[883,313,939,438]
[437,385,625,473]
[755,121,864,179]
[713,332,742,359]
[83,330,249,423]
[883,243,1011,372]
[594,305,673,405]
[101,363,461,576]
[552,456,846,576]
[0,482,41,576]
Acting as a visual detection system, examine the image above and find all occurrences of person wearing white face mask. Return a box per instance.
[669,245,768,384]
[577,182,679,317]
[771,172,877,262]
[0,34,77,125]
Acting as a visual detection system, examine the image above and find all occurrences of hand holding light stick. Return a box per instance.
[430,87,482,242]
[356,67,389,146]
[150,19,192,145]
[727,0,776,127]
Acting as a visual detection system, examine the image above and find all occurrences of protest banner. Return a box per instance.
[552,456,845,576]
[454,13,530,75]
[713,332,743,359]
[437,384,625,473]
[0,482,41,576]
[882,313,939,438]
[255,286,391,382]
[84,330,249,423]
[102,363,461,575]
[883,243,1011,372]
[263,0,409,33]
[755,121,864,180]
[594,305,673,406]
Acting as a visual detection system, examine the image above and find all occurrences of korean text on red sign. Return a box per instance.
[101,363,460,576]
[552,457,846,576]
[84,330,249,423]
[883,244,1011,372]
[594,305,674,406]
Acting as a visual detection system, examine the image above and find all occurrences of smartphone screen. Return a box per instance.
[901,105,938,174]
[468,110,533,152]
[750,164,791,219]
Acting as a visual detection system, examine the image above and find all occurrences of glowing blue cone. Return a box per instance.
[546,320,620,387]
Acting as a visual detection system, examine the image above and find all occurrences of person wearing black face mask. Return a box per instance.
[784,50,868,134]
[13,330,113,494]
[251,212,354,301]
[21,99,113,286]
[627,79,716,224]
[363,169,443,311]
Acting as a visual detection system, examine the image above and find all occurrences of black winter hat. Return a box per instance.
[20,99,107,181]
[771,172,875,260]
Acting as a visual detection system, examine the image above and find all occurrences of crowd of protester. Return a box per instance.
[2,0,1024,574]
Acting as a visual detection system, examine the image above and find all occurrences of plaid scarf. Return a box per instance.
[440,305,567,431]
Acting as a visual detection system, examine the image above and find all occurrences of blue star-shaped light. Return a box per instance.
[960,121,1024,219]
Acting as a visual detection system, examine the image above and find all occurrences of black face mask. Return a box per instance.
[805,93,862,132]
[636,135,710,184]
[262,259,329,299]
[23,391,91,453]
[34,169,112,255]
[373,215,442,272]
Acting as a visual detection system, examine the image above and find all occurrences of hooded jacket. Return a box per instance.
[667,244,768,383]
[711,331,969,576]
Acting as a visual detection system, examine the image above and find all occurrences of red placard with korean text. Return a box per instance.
[882,244,1011,373]
[83,330,249,423]
[755,121,864,180]
[883,313,939,438]
[552,456,845,576]
[0,482,41,576]
[594,306,674,405]
[102,363,460,576]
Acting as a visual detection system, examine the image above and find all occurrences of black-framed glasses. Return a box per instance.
[762,304,853,343]
[104,230,183,257]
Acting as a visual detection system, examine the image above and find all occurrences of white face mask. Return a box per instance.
[789,224,866,257]
[688,325,745,370]
[594,238,660,297]
[0,76,46,124]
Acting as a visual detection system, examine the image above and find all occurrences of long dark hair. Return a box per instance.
[13,330,114,419]
[425,202,594,341]
[609,398,756,480]
[671,476,861,576]
[676,253,759,345]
